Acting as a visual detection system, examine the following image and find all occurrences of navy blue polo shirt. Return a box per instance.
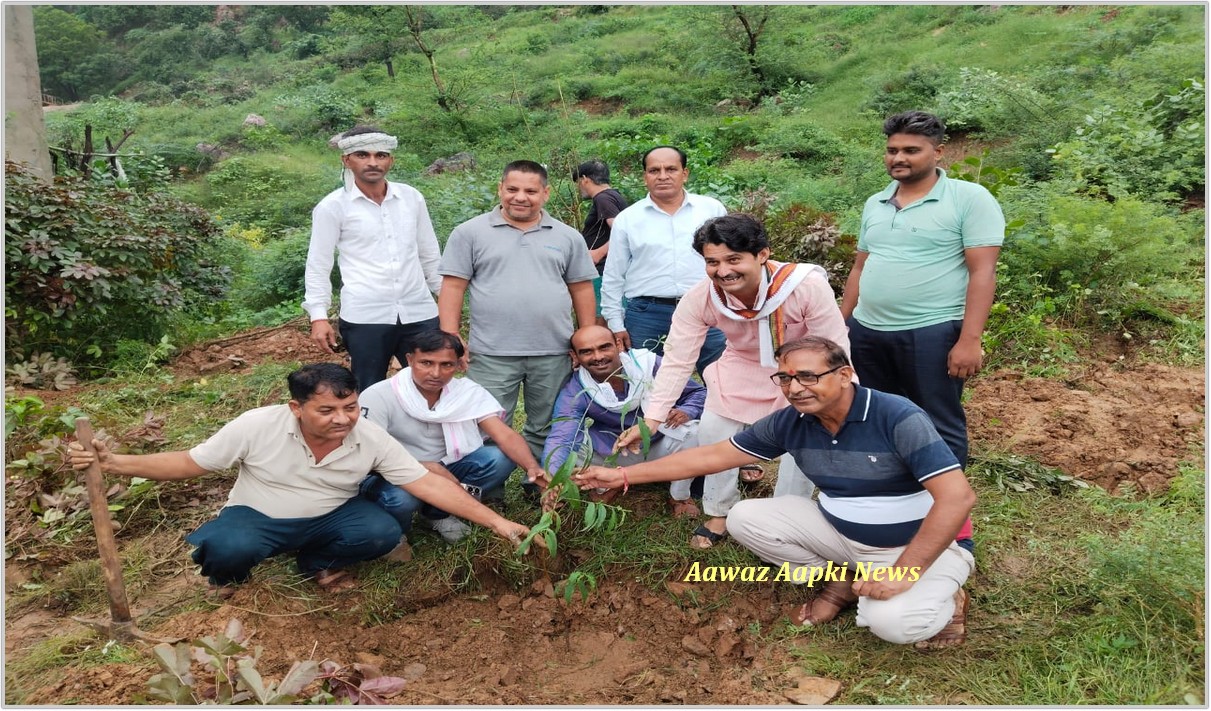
[731,385,961,548]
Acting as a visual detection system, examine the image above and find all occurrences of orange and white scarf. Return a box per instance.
[708,261,823,367]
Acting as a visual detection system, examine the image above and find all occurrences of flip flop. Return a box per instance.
[791,581,858,626]
[667,496,701,518]
[739,464,765,483]
[690,523,728,549]
[914,588,968,650]
[314,569,358,593]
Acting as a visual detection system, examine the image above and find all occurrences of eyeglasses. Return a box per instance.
[769,365,844,388]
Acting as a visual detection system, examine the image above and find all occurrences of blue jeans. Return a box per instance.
[624,297,726,376]
[185,498,402,585]
[360,445,515,533]
[846,318,968,468]
[338,315,440,391]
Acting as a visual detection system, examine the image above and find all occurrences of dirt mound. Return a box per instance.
[967,364,1204,494]
[171,320,346,377]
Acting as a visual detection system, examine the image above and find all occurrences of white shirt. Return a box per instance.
[188,405,428,519]
[302,182,443,325]
[600,190,727,332]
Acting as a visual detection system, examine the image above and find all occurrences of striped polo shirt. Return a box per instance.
[730,385,961,548]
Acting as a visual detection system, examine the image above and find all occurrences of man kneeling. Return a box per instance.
[68,363,530,596]
[358,330,548,547]
[543,325,705,514]
[575,336,974,648]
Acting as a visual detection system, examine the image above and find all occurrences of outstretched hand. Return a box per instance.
[572,465,624,491]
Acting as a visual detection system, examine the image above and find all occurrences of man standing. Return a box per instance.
[68,364,530,597]
[571,160,629,323]
[303,125,443,391]
[543,325,705,515]
[600,145,728,375]
[575,337,975,649]
[841,111,1004,468]
[359,330,548,548]
[613,215,850,548]
[438,160,598,467]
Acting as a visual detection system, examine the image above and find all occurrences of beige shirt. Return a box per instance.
[189,405,427,519]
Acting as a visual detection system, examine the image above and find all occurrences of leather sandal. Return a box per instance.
[690,523,728,549]
[791,581,858,626]
[914,588,968,650]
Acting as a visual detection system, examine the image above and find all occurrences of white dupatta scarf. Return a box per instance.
[389,368,503,464]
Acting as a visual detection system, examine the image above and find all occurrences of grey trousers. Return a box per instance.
[469,353,571,463]
[727,495,974,644]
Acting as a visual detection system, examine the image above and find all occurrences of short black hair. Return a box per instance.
[571,159,610,185]
[502,159,549,186]
[641,145,687,170]
[692,214,769,256]
[341,124,386,138]
[287,363,358,403]
[411,330,465,358]
[774,336,851,369]
[883,111,946,145]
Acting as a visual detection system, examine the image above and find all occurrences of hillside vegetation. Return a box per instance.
[3,7,1206,705]
[13,3,1204,374]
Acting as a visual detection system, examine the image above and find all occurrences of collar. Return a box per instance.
[798,385,872,426]
[876,168,947,205]
[641,189,704,214]
[344,181,400,205]
[487,205,553,231]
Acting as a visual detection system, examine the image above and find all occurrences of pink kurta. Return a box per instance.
[646,261,850,425]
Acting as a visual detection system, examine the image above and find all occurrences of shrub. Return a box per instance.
[228,227,336,313]
[1049,79,1205,203]
[1000,186,1201,324]
[4,161,232,366]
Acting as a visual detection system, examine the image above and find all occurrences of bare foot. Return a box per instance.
[314,569,358,593]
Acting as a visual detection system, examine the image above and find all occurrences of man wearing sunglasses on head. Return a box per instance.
[575,336,975,649]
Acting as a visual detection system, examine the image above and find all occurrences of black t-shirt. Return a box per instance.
[582,188,629,275]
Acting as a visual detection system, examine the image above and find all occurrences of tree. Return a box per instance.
[5,5,52,180]
[31,7,126,101]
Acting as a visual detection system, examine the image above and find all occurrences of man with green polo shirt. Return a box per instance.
[840,111,1004,469]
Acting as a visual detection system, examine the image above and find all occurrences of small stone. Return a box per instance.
[784,676,842,705]
[497,594,521,610]
[665,581,693,597]
[681,634,711,657]
[401,662,426,681]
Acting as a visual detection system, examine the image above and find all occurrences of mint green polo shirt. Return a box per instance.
[853,170,1005,331]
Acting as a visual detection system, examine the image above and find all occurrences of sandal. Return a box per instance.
[314,569,358,593]
[915,588,968,650]
[739,464,764,483]
[690,523,728,549]
[667,497,701,519]
[791,580,858,626]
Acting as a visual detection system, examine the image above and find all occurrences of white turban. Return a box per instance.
[337,132,398,191]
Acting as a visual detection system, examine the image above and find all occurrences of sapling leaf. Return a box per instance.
[638,418,652,454]
[583,501,599,531]
[543,529,558,558]
[234,658,269,704]
[274,660,320,700]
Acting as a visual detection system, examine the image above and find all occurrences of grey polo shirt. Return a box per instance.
[439,206,597,356]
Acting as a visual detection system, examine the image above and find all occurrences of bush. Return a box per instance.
[1000,186,1201,323]
[1049,79,1204,203]
[4,161,232,365]
[228,228,335,312]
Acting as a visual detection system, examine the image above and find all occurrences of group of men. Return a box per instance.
[69,111,1003,649]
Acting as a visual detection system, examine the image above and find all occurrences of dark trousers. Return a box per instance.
[846,318,969,468]
[339,315,441,391]
[623,297,726,376]
[184,499,401,586]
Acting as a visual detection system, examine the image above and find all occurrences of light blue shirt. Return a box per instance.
[600,190,727,332]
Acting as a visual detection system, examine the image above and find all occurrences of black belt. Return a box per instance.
[635,295,681,306]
